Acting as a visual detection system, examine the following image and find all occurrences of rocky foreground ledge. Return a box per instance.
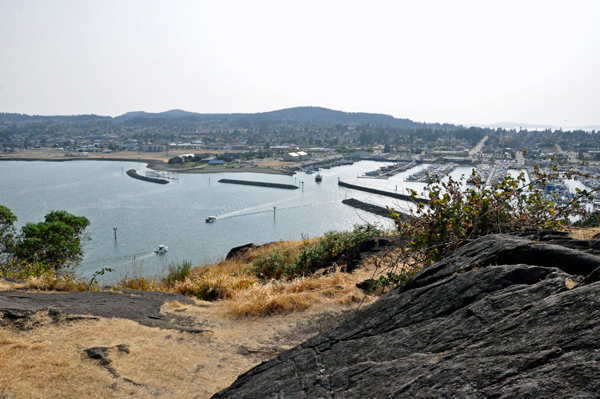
[0,290,208,333]
[213,234,600,398]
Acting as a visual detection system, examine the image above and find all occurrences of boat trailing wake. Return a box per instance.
[216,199,339,220]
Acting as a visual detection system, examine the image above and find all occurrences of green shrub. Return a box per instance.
[0,260,55,280]
[250,224,386,280]
[573,212,600,227]
[164,260,192,285]
[382,158,596,286]
[249,248,296,279]
[189,281,223,301]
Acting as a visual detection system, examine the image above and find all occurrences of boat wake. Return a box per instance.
[216,199,339,220]
[220,192,262,213]
[133,252,158,260]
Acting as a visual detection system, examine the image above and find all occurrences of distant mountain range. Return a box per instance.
[114,106,456,129]
[4,107,597,131]
[0,106,455,129]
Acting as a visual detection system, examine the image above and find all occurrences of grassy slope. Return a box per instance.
[0,240,382,398]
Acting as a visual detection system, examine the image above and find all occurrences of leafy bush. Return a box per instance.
[384,160,596,284]
[163,260,192,285]
[249,247,296,279]
[573,212,600,228]
[0,259,55,280]
[250,224,386,279]
[0,205,16,264]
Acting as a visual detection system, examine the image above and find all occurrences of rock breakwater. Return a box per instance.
[338,180,428,204]
[126,169,169,184]
[218,179,299,190]
[341,198,408,220]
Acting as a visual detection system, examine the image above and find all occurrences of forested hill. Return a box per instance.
[116,107,456,129]
[245,107,456,130]
[1,107,456,130]
[0,113,111,123]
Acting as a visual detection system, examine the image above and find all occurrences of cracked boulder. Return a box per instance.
[213,234,600,398]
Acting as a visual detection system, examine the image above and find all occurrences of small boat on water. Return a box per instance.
[315,174,323,182]
[155,245,168,254]
[206,216,217,223]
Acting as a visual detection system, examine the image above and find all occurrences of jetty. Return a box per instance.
[359,161,417,179]
[342,198,408,220]
[338,180,429,204]
[126,169,169,184]
[218,179,299,190]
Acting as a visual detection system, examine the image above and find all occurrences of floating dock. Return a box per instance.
[218,179,299,190]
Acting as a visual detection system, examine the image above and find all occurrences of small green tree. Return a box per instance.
[13,210,90,273]
[0,205,17,264]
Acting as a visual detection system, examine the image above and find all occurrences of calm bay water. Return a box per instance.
[0,161,415,280]
[0,160,521,282]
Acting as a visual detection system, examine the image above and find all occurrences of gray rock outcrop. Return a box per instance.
[213,234,600,398]
[0,290,209,332]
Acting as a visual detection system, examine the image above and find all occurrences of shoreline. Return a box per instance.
[0,156,293,176]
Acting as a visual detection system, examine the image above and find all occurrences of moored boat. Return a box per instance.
[315,174,323,182]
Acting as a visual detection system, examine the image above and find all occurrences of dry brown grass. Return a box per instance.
[0,297,372,398]
[0,237,387,397]
[115,276,160,291]
[166,253,375,317]
[215,239,316,265]
[570,227,600,240]
[23,274,95,292]
[0,317,252,398]
[9,237,377,319]
[228,268,370,316]
[2,274,97,292]
[0,279,19,291]
[172,239,377,316]
[0,232,452,398]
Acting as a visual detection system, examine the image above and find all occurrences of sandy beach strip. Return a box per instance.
[0,152,295,176]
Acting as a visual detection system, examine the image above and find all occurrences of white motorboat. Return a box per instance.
[206,216,217,223]
[155,245,168,254]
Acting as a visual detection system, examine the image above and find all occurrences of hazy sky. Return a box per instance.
[1,1,599,126]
